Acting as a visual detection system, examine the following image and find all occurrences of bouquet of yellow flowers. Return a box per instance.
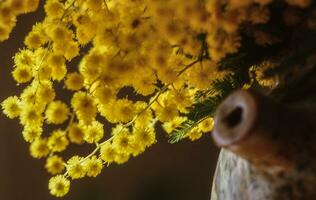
[1,0,315,197]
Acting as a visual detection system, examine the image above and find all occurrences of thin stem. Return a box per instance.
[100,136,114,146]
[64,112,75,132]
[103,0,110,12]
[79,143,100,163]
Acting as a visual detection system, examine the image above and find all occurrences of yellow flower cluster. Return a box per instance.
[0,0,40,41]
[250,60,280,88]
[1,0,314,197]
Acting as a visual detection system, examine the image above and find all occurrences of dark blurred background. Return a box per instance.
[0,5,219,200]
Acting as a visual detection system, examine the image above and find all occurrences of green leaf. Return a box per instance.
[168,73,244,143]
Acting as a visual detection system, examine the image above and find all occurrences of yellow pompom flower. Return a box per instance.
[1,96,21,119]
[78,52,103,84]
[155,103,179,122]
[65,72,84,91]
[33,47,47,61]
[94,86,116,105]
[36,81,56,103]
[133,103,154,129]
[45,155,65,175]
[23,0,40,12]
[66,156,86,179]
[8,0,27,14]
[45,101,70,124]
[129,141,146,157]
[48,130,69,152]
[198,117,214,133]
[37,64,52,81]
[98,104,116,123]
[20,106,43,127]
[133,127,156,148]
[0,24,10,41]
[112,99,136,123]
[187,127,203,141]
[47,53,65,69]
[0,23,10,41]
[84,121,104,143]
[187,61,219,90]
[63,41,80,61]
[83,156,103,177]
[252,61,279,88]
[47,24,73,43]
[20,84,37,105]
[112,128,133,155]
[30,137,50,158]
[71,92,97,124]
[51,64,67,81]
[22,126,42,143]
[24,31,45,49]
[13,49,34,67]
[44,0,65,19]
[114,152,130,164]
[76,27,94,45]
[100,143,117,164]
[12,66,33,84]
[48,175,70,197]
[85,0,103,11]
[132,74,156,96]
[169,88,195,113]
[162,116,187,134]
[157,68,178,85]
[68,123,85,144]
[73,14,97,44]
